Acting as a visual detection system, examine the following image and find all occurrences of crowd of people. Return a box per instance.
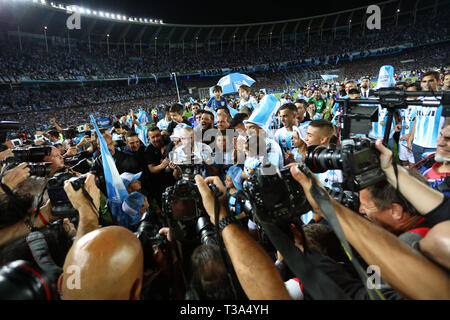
[1,39,449,135]
[0,6,449,301]
[0,64,449,300]
[0,13,448,80]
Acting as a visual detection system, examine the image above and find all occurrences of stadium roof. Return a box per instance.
[0,0,448,45]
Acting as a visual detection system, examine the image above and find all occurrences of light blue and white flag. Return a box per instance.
[90,115,135,228]
[218,73,255,95]
[135,110,149,147]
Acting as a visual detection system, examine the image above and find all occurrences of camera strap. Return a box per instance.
[26,231,62,277]
[303,167,386,300]
[257,219,350,300]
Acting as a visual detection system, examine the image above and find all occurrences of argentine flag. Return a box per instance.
[135,110,150,147]
[90,115,137,229]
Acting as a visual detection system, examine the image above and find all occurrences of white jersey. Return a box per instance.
[274,127,295,153]
[412,97,444,148]
[157,118,170,131]
[243,137,284,176]
[170,142,213,165]
[239,96,259,112]
[301,169,343,225]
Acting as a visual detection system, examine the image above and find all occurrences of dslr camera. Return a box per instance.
[135,211,170,266]
[305,137,385,190]
[47,172,99,217]
[242,163,311,233]
[162,160,207,222]
[1,146,53,177]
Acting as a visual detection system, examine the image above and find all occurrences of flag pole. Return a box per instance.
[172,72,181,103]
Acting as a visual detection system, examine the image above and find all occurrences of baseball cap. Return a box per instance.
[226,166,244,190]
[120,172,142,187]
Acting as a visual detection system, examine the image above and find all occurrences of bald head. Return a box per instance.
[59,226,143,300]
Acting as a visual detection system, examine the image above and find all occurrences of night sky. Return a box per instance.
[57,0,382,25]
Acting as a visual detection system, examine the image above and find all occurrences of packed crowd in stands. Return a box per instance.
[0,14,448,80]
[1,40,448,132]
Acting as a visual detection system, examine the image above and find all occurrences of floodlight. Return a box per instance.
[144,18,148,22]
[105,12,110,18]
[150,19,153,23]
[79,7,85,14]
[40,0,46,4]
[111,14,116,19]
[93,10,97,15]
[99,11,104,17]
[86,9,91,14]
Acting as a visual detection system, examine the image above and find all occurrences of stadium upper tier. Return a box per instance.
[0,0,449,81]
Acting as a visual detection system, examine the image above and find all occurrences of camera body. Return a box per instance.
[162,162,207,222]
[47,172,95,217]
[135,212,169,258]
[305,137,385,190]
[242,163,311,230]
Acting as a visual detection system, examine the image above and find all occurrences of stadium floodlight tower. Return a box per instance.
[43,26,48,54]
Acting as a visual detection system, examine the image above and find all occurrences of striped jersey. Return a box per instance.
[274,127,295,153]
[239,96,259,112]
[399,105,417,146]
[368,105,396,140]
[157,118,170,131]
[412,97,444,148]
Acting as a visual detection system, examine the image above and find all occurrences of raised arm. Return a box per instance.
[290,165,450,300]
[195,175,291,300]
[374,139,444,214]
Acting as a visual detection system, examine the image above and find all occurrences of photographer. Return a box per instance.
[58,226,144,300]
[42,146,66,177]
[359,173,436,248]
[0,170,70,248]
[194,175,291,300]
[289,153,450,299]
